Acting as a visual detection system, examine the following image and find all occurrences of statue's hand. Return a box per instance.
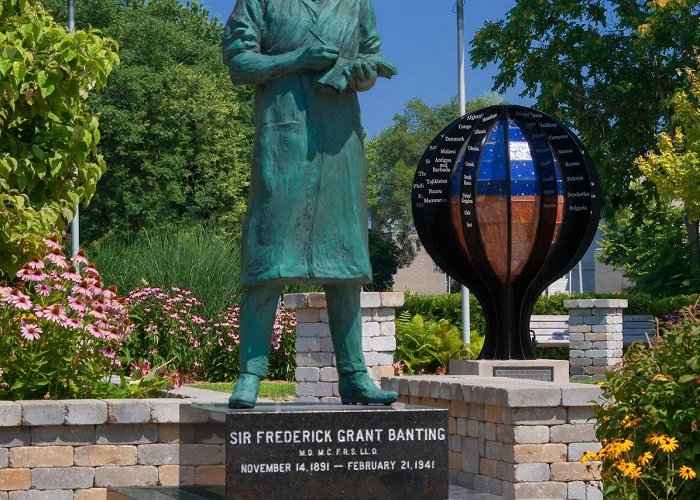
[296,44,339,71]
[343,60,377,92]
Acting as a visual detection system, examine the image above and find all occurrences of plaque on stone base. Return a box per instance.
[449,359,570,383]
[194,402,448,500]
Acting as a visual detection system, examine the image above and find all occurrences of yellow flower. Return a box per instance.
[646,433,665,446]
[639,451,654,466]
[609,443,624,459]
[618,439,634,452]
[658,436,679,453]
[580,451,597,463]
[621,415,642,429]
[623,464,642,479]
[614,460,628,472]
[679,466,696,480]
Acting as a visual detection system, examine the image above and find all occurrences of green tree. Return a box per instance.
[470,0,700,293]
[365,229,400,292]
[43,0,254,243]
[366,93,506,265]
[0,0,118,276]
[635,65,700,278]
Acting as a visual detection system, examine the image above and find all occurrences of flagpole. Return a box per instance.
[456,0,471,345]
[67,0,79,258]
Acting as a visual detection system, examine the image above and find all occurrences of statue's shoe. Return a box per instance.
[339,371,398,405]
[228,373,261,409]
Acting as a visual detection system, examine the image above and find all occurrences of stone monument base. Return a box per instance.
[448,359,569,383]
[181,402,449,500]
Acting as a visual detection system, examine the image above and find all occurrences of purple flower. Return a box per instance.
[20,324,42,341]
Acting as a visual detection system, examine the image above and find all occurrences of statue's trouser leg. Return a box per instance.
[229,283,283,408]
[324,283,366,375]
[325,283,398,405]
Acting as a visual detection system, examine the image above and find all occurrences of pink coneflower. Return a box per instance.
[9,292,32,310]
[20,324,42,340]
[36,304,67,323]
[27,258,44,270]
[89,305,107,320]
[61,266,82,283]
[62,317,81,329]
[100,348,115,359]
[83,263,100,278]
[36,283,52,297]
[67,296,87,314]
[44,248,68,268]
[87,324,107,338]
[71,249,89,266]
[43,237,62,250]
[18,267,47,282]
[87,279,103,296]
[73,280,90,296]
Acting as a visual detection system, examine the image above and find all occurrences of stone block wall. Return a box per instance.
[285,292,404,402]
[0,399,226,499]
[565,299,627,381]
[382,376,604,500]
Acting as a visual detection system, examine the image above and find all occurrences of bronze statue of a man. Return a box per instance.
[223,0,398,408]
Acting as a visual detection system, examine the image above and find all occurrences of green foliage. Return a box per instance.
[601,199,700,294]
[637,65,700,222]
[471,0,700,293]
[365,229,400,292]
[399,292,485,334]
[588,301,700,499]
[89,224,241,318]
[0,0,118,276]
[42,0,255,243]
[399,292,698,339]
[366,94,506,265]
[394,312,482,375]
[0,242,165,400]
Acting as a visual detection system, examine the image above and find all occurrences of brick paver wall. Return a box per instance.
[0,399,226,499]
[382,376,604,500]
[285,292,404,402]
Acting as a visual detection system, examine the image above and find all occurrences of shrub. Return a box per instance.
[126,286,209,376]
[0,0,118,277]
[90,224,242,317]
[0,239,164,399]
[394,312,483,375]
[582,300,700,499]
[203,303,297,382]
[400,292,699,338]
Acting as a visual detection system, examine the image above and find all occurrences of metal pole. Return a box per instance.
[67,0,79,258]
[457,0,471,345]
[577,261,584,293]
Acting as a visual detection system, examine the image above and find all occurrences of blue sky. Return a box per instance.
[202,0,532,137]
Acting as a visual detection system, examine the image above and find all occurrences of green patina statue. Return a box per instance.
[223,0,398,408]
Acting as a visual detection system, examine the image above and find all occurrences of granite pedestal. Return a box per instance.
[181,402,449,500]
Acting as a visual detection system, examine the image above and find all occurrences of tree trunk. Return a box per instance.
[685,213,700,278]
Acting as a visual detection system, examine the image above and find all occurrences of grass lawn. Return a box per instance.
[187,380,296,400]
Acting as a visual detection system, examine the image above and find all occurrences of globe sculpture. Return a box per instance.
[411,105,602,359]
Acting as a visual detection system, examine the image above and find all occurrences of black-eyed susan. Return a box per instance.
[646,433,665,446]
[679,466,696,480]
[579,451,597,463]
[621,415,642,429]
[658,436,679,453]
[617,438,634,452]
[614,460,628,472]
[638,451,654,466]
[623,464,642,479]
